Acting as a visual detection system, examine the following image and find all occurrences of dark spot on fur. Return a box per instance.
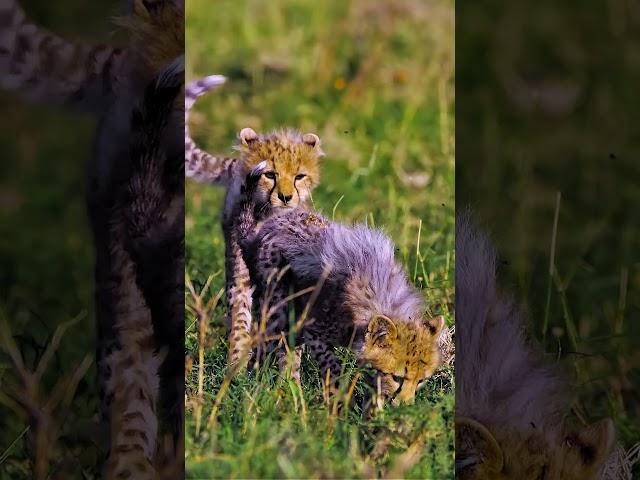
[580,444,596,465]
[123,411,145,422]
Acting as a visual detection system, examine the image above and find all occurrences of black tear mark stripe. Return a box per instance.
[268,177,278,199]
[389,375,405,403]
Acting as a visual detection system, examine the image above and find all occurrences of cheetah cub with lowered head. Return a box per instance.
[234,162,445,406]
[185,77,324,373]
[456,212,617,480]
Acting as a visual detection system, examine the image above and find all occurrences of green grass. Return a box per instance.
[185,0,454,477]
[457,0,640,471]
[0,2,125,478]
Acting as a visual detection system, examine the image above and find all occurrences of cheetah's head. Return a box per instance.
[456,416,616,480]
[235,127,323,211]
[359,315,445,406]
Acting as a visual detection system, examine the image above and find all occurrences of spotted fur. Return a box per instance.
[234,163,444,405]
[455,211,616,479]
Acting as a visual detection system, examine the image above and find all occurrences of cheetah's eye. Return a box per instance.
[263,171,277,180]
[295,173,307,181]
[391,374,404,384]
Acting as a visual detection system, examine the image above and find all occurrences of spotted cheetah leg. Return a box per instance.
[226,233,254,374]
[303,330,342,392]
[252,267,290,370]
[247,232,297,375]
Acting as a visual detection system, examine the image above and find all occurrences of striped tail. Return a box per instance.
[185,74,238,186]
[0,0,126,113]
[96,225,160,479]
[103,331,162,480]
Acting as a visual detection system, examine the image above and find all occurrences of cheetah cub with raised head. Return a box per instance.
[185,78,324,373]
[223,128,323,374]
[235,162,445,406]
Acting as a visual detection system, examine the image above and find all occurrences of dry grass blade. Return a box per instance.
[35,311,85,381]
[0,309,93,479]
[267,285,316,319]
[45,353,93,411]
[0,309,28,380]
[186,271,225,437]
[383,431,428,479]
[0,389,24,418]
[206,374,233,431]
[0,425,29,466]
[197,289,224,436]
[294,265,331,333]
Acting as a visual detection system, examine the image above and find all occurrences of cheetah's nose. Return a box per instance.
[278,192,293,205]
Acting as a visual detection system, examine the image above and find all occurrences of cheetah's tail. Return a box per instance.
[0,0,127,113]
[185,74,237,186]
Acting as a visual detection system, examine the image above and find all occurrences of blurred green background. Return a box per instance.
[0,1,123,478]
[185,0,454,478]
[458,0,640,465]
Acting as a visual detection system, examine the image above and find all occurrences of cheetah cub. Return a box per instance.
[235,162,445,406]
[185,78,324,372]
[456,212,617,480]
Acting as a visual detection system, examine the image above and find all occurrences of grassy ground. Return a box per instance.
[0,2,123,478]
[458,0,640,473]
[185,0,454,478]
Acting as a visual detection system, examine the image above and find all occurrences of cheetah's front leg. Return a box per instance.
[303,330,342,394]
[250,242,290,371]
[226,233,254,374]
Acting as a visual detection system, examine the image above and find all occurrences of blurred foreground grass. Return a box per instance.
[0,2,122,478]
[185,0,454,477]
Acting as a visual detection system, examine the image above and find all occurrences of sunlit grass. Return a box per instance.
[185,0,454,477]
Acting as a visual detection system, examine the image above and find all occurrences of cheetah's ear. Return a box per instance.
[130,0,160,17]
[566,419,615,472]
[426,315,445,337]
[456,416,503,475]
[368,315,397,347]
[240,127,259,146]
[302,133,321,149]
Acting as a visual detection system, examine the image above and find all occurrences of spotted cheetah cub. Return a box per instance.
[235,162,444,406]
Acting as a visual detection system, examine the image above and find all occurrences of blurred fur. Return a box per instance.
[0,0,183,112]
[456,210,617,479]
[101,58,184,480]
[115,0,183,77]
